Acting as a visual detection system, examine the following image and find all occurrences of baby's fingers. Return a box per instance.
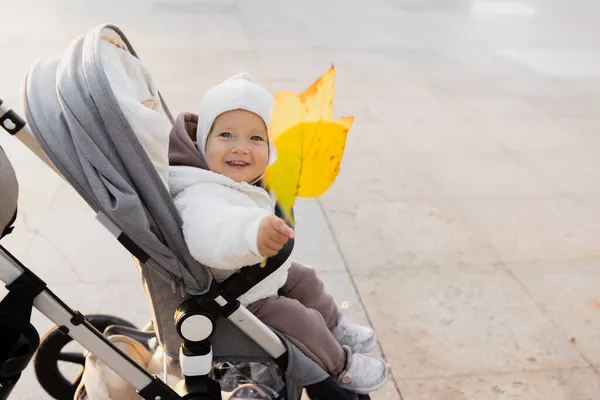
[272,218,295,239]
[259,242,279,257]
[269,231,289,247]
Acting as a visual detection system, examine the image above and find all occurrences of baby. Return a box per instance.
[168,73,388,394]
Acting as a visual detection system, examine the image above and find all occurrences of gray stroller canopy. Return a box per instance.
[0,145,18,239]
[22,25,211,296]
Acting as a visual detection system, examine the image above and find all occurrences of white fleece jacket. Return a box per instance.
[168,166,292,305]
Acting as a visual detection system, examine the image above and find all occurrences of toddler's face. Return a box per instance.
[205,109,270,183]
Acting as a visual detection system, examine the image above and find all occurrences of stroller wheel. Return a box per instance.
[34,314,136,400]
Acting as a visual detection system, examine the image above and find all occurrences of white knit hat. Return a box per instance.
[196,72,277,167]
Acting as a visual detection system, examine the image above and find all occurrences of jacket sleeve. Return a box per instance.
[174,189,270,270]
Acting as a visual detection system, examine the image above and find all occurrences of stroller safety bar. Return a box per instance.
[224,305,287,358]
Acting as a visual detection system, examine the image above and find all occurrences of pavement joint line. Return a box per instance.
[316,198,405,400]
[496,260,596,369]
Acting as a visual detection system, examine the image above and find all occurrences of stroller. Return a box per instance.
[0,24,372,400]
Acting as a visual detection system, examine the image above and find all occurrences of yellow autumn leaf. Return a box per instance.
[265,67,353,224]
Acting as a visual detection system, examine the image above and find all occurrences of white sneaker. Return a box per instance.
[337,347,389,394]
[332,316,378,354]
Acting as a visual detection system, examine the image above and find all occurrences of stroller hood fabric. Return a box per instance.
[0,146,18,238]
[21,25,211,296]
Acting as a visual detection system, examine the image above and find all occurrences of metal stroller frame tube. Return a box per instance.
[221,301,287,358]
[0,250,151,389]
[0,246,182,400]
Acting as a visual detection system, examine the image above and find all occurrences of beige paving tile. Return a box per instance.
[371,380,402,400]
[399,368,600,400]
[322,151,442,207]
[382,117,502,154]
[442,48,534,76]
[293,199,347,273]
[570,195,600,227]
[445,93,539,120]
[31,214,141,283]
[368,95,460,129]
[354,266,587,379]
[0,139,63,229]
[500,49,600,78]
[513,149,600,195]
[321,198,499,272]
[471,115,600,151]
[318,119,444,207]
[14,230,82,284]
[413,150,560,197]
[318,271,371,329]
[530,90,600,119]
[256,52,325,81]
[0,223,39,263]
[454,196,600,263]
[506,259,600,366]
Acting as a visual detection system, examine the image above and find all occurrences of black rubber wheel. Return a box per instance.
[34,314,136,400]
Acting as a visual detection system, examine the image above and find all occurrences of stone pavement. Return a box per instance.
[2,0,600,399]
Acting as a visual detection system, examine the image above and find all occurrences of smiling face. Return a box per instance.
[204,109,270,183]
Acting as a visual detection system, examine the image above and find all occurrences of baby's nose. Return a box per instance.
[231,147,250,155]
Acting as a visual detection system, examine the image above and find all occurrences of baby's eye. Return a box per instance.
[251,135,265,141]
[219,132,233,138]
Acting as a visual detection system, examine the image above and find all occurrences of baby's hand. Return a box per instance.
[257,216,295,257]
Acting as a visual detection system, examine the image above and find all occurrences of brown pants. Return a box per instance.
[247,261,346,375]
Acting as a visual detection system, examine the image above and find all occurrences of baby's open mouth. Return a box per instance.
[226,160,250,167]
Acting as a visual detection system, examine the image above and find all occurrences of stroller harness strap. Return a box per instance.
[222,237,294,301]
